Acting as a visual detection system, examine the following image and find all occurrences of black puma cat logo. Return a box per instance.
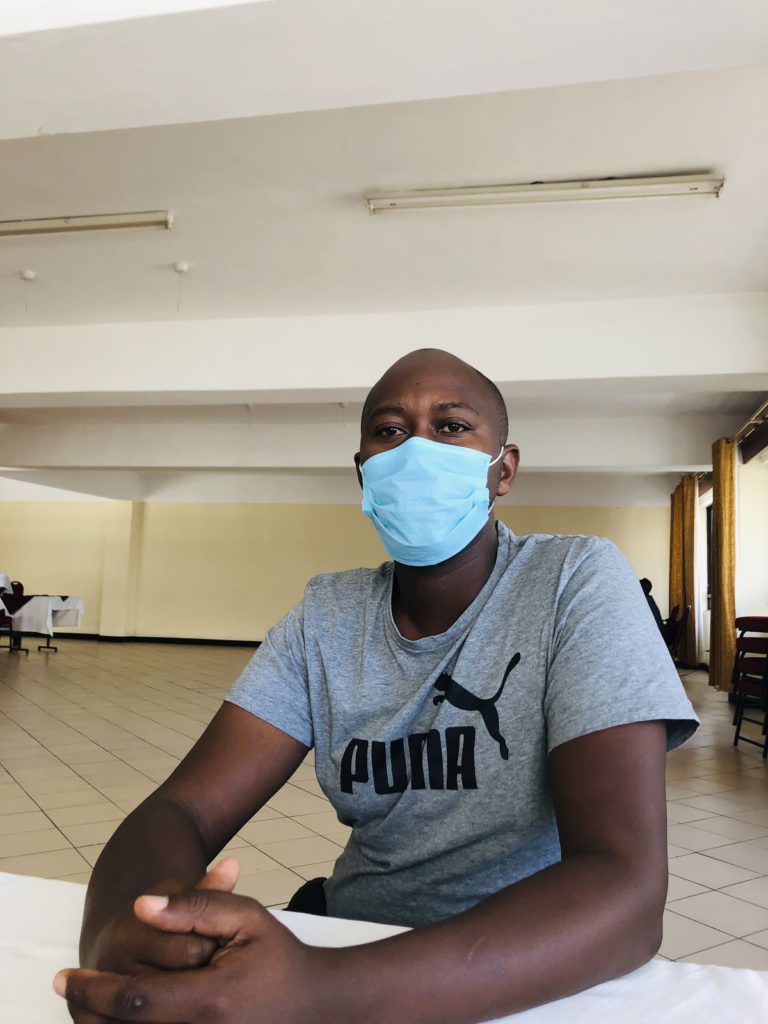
[432,653,521,760]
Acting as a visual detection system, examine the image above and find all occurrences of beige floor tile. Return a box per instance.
[33,787,103,809]
[0,847,90,879]
[666,875,708,901]
[0,794,38,815]
[60,819,122,846]
[21,777,96,796]
[221,846,283,875]
[234,868,304,905]
[98,783,156,803]
[292,860,337,881]
[670,890,768,937]
[291,811,350,837]
[79,844,106,867]
[667,844,689,859]
[669,853,760,889]
[267,785,331,816]
[57,872,92,885]
[289,764,318,782]
[659,910,732,959]
[745,928,768,950]
[248,805,284,822]
[257,836,344,868]
[0,827,70,858]
[676,793,756,817]
[680,939,768,970]
[0,810,51,836]
[238,818,316,845]
[666,824,737,853]
[666,802,714,824]
[720,876,768,911]
[46,802,125,827]
[690,815,768,842]
[707,842,768,874]
[289,778,327,799]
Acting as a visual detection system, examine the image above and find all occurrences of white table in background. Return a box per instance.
[3,595,84,652]
[1,873,766,1023]
[7,596,84,636]
[0,572,10,594]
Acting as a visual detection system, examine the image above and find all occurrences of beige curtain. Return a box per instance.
[709,438,737,690]
[669,474,697,664]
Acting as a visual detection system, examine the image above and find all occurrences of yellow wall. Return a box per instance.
[0,502,107,633]
[0,501,670,640]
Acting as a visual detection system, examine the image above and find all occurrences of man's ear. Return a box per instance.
[495,444,519,498]
[354,452,363,489]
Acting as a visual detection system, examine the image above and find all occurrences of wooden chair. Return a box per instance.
[732,617,768,758]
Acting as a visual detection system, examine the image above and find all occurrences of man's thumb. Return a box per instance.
[197,856,240,893]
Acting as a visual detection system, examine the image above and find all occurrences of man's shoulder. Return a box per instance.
[304,563,391,601]
[511,530,615,564]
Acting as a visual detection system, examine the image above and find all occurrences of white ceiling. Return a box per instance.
[3,0,768,140]
[0,0,766,504]
[1,64,767,323]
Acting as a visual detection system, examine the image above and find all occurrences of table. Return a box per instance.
[0,595,84,652]
[0,572,10,594]
[2,873,767,1023]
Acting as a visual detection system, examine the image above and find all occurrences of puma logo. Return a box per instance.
[432,653,521,760]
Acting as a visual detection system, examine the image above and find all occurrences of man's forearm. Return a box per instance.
[79,796,208,964]
[322,851,665,1024]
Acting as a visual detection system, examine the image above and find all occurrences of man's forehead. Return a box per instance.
[368,358,490,408]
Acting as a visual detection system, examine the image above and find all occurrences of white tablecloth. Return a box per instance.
[4,596,84,636]
[1,873,767,1023]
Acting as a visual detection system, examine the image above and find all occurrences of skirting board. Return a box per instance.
[22,632,261,649]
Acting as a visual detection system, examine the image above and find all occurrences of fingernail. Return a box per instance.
[140,894,169,912]
[52,971,69,997]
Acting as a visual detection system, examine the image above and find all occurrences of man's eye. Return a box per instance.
[375,425,406,437]
[439,422,468,434]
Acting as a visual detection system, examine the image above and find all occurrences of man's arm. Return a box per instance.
[326,719,668,1023]
[80,702,307,969]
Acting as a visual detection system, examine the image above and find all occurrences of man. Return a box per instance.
[56,349,697,1024]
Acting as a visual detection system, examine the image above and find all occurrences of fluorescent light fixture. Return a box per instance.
[365,174,725,214]
[0,210,173,238]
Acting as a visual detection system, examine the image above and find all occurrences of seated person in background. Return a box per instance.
[56,349,698,1024]
[640,577,665,635]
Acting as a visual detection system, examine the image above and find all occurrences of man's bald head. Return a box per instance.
[361,349,509,446]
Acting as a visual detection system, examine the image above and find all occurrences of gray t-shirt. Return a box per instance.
[227,523,698,928]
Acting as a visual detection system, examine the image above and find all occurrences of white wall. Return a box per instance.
[737,453,768,616]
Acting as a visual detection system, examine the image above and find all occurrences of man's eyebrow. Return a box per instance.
[432,401,480,416]
[366,403,407,420]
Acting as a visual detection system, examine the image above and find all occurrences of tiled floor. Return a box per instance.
[0,645,767,968]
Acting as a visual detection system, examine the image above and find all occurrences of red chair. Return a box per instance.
[732,617,768,758]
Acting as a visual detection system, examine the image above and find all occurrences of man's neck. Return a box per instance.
[391,519,499,641]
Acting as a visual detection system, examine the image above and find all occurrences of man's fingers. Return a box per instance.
[130,929,217,971]
[197,857,240,893]
[134,888,265,942]
[56,966,216,1023]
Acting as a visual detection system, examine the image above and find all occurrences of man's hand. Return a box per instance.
[83,857,241,976]
[56,888,332,1024]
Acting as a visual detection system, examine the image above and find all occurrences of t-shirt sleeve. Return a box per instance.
[543,537,699,754]
[224,598,313,748]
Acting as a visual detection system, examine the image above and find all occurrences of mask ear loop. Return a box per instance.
[488,445,506,512]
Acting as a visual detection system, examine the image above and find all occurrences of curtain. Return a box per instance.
[709,438,737,690]
[669,475,697,664]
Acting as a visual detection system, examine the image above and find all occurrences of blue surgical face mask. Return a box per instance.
[360,436,504,567]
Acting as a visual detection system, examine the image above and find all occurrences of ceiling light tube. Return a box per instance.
[0,210,173,238]
[365,174,724,214]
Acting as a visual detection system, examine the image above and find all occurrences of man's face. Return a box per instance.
[356,352,518,498]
